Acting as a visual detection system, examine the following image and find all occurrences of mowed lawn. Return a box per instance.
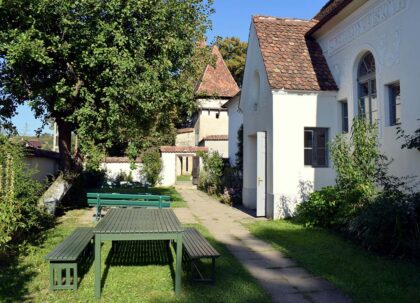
[248,220,420,303]
[90,186,187,208]
[0,208,270,303]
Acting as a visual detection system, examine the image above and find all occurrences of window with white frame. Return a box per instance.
[358,52,377,124]
[304,128,329,167]
[388,82,401,126]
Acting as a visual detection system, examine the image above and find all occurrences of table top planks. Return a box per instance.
[93,208,184,234]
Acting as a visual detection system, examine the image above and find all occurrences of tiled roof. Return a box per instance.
[195,45,240,98]
[103,157,142,163]
[202,135,228,141]
[309,0,353,36]
[253,16,338,91]
[160,146,208,153]
[314,0,352,21]
[25,147,60,159]
[176,128,194,134]
[25,140,42,149]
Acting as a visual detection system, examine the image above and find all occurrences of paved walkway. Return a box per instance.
[175,186,352,303]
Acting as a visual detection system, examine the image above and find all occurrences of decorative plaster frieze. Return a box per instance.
[327,0,408,57]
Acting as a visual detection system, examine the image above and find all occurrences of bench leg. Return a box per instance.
[49,263,55,291]
[49,263,79,290]
[211,258,216,284]
[73,264,78,290]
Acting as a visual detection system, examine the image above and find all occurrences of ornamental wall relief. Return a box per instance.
[327,0,408,57]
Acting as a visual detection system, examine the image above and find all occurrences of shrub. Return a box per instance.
[349,191,420,257]
[330,119,382,212]
[0,136,45,257]
[197,151,223,194]
[141,149,162,186]
[296,187,342,228]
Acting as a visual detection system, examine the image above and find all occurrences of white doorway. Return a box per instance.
[256,131,266,217]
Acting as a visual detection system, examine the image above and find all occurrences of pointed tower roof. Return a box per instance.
[195,45,240,98]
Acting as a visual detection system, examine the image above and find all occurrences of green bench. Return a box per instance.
[182,227,220,283]
[87,193,171,220]
[45,227,94,290]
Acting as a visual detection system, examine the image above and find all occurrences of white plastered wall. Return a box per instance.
[315,0,420,187]
[100,162,143,182]
[195,98,229,144]
[272,91,339,218]
[160,153,176,186]
[242,21,274,215]
[24,157,59,183]
[202,140,229,158]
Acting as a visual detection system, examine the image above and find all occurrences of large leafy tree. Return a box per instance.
[215,36,247,86]
[0,0,213,171]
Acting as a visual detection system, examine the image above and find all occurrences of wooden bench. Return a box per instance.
[45,227,94,290]
[182,227,220,283]
[87,193,171,220]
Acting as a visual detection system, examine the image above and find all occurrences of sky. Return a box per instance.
[11,0,328,135]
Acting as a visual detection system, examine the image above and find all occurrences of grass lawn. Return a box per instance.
[91,186,187,208]
[176,175,192,182]
[0,208,270,303]
[248,219,420,303]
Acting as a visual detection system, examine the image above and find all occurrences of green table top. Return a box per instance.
[93,208,183,234]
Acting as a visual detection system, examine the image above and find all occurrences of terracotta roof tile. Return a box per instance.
[176,128,194,134]
[195,45,240,98]
[103,157,142,163]
[202,135,228,141]
[309,0,353,36]
[160,146,208,153]
[314,0,352,21]
[253,16,338,91]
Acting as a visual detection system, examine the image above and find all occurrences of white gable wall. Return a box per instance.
[315,0,420,183]
[242,22,274,214]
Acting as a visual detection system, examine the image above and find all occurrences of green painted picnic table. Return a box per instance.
[93,208,184,299]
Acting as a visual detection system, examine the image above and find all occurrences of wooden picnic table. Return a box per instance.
[93,208,184,299]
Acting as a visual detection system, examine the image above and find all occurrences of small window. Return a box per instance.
[216,112,220,119]
[340,101,349,133]
[304,128,329,167]
[388,82,401,126]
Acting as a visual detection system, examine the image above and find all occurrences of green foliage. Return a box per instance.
[140,149,162,186]
[349,191,420,257]
[397,120,420,151]
[215,37,247,86]
[330,118,381,206]
[0,0,214,170]
[296,187,341,228]
[235,124,243,171]
[297,118,420,257]
[0,136,45,255]
[197,151,223,194]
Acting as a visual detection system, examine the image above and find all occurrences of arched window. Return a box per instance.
[358,52,377,123]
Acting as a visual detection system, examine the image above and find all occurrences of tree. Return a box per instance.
[215,37,247,86]
[0,0,214,171]
[398,121,420,151]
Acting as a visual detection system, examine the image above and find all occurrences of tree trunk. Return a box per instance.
[56,118,73,172]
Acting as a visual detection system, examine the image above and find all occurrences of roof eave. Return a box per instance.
[306,0,353,37]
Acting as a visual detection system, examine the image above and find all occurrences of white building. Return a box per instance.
[223,92,243,166]
[242,0,420,219]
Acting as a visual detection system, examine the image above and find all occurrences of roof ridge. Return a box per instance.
[253,15,312,23]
